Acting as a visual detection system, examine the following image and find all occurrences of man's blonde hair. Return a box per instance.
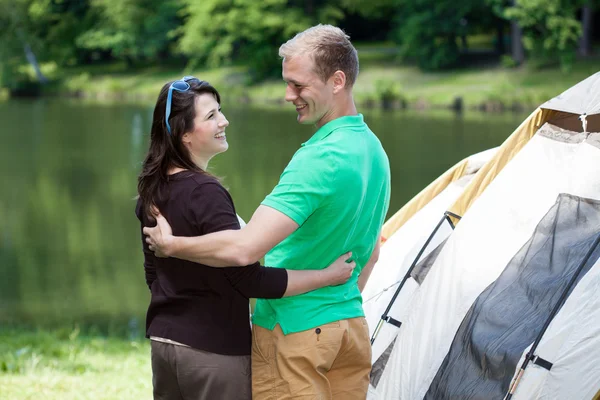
[279,24,359,88]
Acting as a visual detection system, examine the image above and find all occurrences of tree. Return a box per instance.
[510,7,525,64]
[578,1,596,56]
[394,0,495,70]
[339,0,395,18]
[27,0,97,66]
[486,0,524,63]
[0,0,101,90]
[504,0,584,70]
[0,0,48,88]
[76,0,181,64]
[342,0,498,71]
[177,0,344,81]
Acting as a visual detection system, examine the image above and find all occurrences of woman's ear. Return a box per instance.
[181,132,192,146]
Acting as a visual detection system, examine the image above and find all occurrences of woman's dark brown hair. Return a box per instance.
[137,79,221,218]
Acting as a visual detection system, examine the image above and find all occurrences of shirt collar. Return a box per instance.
[303,114,364,146]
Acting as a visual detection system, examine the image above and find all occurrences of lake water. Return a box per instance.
[0,98,528,334]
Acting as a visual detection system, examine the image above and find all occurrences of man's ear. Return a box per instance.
[331,70,346,94]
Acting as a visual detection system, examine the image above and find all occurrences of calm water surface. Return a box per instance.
[0,99,528,333]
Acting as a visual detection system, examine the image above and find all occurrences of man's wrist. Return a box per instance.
[321,268,333,286]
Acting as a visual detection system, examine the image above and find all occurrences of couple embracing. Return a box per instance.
[136,24,391,400]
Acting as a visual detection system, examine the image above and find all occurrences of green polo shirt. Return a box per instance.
[252,114,391,334]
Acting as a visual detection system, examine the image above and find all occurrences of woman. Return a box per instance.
[135,77,354,400]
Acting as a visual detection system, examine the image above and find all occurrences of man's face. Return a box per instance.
[282,54,335,127]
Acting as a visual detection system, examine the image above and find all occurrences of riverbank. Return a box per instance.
[0,328,151,399]
[13,52,600,111]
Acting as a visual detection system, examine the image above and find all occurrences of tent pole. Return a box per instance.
[370,211,459,345]
[504,231,600,400]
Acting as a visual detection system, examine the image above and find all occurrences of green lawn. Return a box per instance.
[0,328,151,400]
[353,58,599,108]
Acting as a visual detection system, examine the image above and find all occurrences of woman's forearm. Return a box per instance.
[283,269,333,297]
[358,238,381,292]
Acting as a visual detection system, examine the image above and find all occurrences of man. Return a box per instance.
[145,24,391,399]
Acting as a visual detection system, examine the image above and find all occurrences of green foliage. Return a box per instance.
[61,72,91,93]
[391,0,475,70]
[0,0,596,90]
[77,0,181,63]
[1,0,97,66]
[27,0,97,65]
[0,0,96,90]
[177,0,344,81]
[501,55,519,68]
[497,0,584,71]
[0,0,34,87]
[17,61,59,81]
[339,0,396,18]
[346,0,497,71]
[374,79,405,109]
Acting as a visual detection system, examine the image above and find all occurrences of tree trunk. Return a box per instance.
[579,4,593,56]
[496,19,505,54]
[17,29,48,84]
[511,20,525,64]
[510,0,525,64]
[23,43,48,84]
[304,0,314,16]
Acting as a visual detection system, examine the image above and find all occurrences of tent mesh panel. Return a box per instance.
[424,193,600,400]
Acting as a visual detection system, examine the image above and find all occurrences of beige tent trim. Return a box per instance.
[382,72,600,238]
[446,71,600,225]
[447,108,561,225]
[380,108,547,240]
[382,106,579,240]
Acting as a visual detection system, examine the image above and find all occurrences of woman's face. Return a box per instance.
[182,93,229,164]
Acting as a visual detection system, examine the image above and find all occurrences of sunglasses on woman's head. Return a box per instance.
[165,76,202,135]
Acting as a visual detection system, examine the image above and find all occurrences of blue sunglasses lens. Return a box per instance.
[164,77,203,134]
[172,81,190,91]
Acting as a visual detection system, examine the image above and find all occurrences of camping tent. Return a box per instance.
[366,71,600,400]
[363,147,497,372]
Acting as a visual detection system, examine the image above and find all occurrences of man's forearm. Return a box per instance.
[147,204,298,267]
[169,229,259,267]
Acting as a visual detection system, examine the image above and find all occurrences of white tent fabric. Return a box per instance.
[363,183,455,363]
[363,148,496,364]
[540,71,600,115]
[511,257,600,400]
[368,127,600,399]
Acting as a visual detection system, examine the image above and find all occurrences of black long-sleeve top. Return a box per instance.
[135,170,288,356]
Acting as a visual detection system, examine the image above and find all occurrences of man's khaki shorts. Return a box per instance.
[252,317,372,400]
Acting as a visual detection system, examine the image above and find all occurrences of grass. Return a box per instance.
[12,42,600,111]
[0,328,151,400]
[41,62,251,105]
[353,59,599,109]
